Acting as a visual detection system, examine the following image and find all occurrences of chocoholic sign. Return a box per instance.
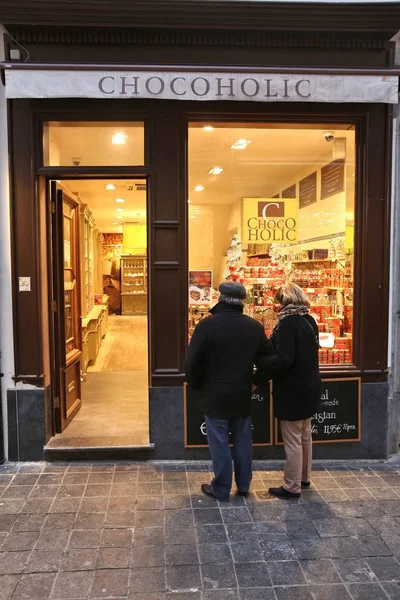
[242,197,298,245]
[5,70,399,103]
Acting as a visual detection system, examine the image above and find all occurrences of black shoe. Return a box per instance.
[268,486,300,499]
[201,483,229,502]
[237,490,249,497]
[301,481,311,488]
[201,484,217,499]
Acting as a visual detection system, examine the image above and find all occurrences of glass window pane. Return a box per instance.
[43,121,144,166]
[188,122,355,366]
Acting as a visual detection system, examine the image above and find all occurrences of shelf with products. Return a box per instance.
[291,259,345,265]
[121,254,147,315]
[244,247,353,366]
[188,304,210,341]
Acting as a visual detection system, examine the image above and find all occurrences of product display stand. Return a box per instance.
[121,254,148,315]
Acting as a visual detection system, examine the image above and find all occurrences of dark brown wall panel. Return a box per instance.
[150,105,187,385]
[154,228,179,264]
[357,104,389,371]
[10,100,44,382]
[152,268,182,374]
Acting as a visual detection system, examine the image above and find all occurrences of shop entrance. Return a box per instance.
[47,177,149,450]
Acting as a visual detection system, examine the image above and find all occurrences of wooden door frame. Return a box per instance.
[47,174,151,433]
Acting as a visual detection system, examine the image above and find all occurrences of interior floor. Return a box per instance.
[47,316,149,448]
[88,315,148,372]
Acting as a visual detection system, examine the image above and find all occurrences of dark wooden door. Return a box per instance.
[51,181,82,432]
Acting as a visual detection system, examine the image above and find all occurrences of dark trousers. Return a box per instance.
[205,415,253,500]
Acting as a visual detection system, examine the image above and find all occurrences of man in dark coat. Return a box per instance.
[185,282,272,501]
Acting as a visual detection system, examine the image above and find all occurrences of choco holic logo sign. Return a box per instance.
[242,198,298,244]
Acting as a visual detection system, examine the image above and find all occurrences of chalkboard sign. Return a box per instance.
[275,378,361,444]
[321,159,345,200]
[184,384,273,448]
[299,172,317,208]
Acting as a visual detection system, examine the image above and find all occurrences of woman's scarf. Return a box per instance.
[278,303,309,321]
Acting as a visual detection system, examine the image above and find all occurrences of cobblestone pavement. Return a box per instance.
[0,457,400,600]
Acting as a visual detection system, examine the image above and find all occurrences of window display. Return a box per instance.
[188,122,355,365]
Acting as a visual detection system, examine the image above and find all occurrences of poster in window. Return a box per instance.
[189,271,212,305]
[282,184,296,199]
[299,172,317,208]
[321,159,345,200]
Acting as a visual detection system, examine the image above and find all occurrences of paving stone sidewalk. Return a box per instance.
[0,457,400,600]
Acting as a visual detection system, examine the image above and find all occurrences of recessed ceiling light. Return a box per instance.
[194,185,205,192]
[112,133,128,145]
[116,208,124,212]
[105,184,116,190]
[112,221,118,225]
[231,139,251,150]
[208,167,224,175]
[117,215,123,219]
[203,126,214,132]
[116,198,125,203]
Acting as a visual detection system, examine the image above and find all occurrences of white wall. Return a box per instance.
[0,29,15,459]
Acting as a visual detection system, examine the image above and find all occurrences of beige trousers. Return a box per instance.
[280,418,312,494]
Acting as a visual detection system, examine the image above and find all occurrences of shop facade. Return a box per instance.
[0,1,399,461]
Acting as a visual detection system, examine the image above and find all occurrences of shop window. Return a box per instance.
[188,122,356,366]
[43,121,145,166]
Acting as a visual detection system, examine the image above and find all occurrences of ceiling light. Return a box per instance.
[112,133,128,145]
[194,185,205,192]
[231,139,251,150]
[112,221,118,225]
[117,215,123,219]
[116,198,125,203]
[203,126,214,132]
[208,167,224,175]
[116,208,124,212]
[105,184,116,190]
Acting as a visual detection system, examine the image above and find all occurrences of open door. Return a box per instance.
[51,181,82,432]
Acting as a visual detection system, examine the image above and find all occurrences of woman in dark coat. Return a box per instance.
[255,283,321,498]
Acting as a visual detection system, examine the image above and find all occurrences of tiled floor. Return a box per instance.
[48,315,149,449]
[0,457,400,599]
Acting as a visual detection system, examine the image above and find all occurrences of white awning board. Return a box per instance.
[4,70,399,103]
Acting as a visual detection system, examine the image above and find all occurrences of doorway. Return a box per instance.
[47,178,150,450]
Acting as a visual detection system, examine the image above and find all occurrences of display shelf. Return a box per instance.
[121,254,147,315]
[242,277,284,283]
[291,258,343,264]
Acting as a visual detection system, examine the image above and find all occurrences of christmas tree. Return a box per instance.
[224,234,242,280]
